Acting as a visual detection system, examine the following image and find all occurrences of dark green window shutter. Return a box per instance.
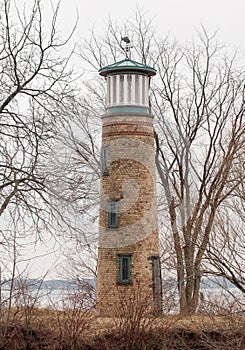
[119,256,131,283]
[108,200,118,228]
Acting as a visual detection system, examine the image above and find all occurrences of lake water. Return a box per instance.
[1,279,243,312]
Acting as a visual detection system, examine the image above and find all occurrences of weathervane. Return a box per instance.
[120,36,133,59]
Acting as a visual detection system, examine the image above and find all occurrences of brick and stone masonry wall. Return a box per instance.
[97,112,160,316]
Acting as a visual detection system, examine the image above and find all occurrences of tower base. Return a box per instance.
[96,233,162,317]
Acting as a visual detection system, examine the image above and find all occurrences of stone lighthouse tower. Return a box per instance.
[97,45,162,316]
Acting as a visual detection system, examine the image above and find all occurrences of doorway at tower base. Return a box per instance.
[148,255,163,315]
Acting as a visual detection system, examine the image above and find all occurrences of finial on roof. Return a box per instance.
[120,36,133,59]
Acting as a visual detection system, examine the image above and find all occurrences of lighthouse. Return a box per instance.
[96,43,162,316]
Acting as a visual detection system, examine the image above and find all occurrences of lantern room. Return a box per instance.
[99,58,156,114]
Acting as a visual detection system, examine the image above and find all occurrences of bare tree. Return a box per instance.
[53,81,104,278]
[205,202,245,297]
[0,0,92,312]
[153,28,244,314]
[0,0,79,242]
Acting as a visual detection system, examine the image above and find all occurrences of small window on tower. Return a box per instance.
[119,255,131,283]
[102,145,108,174]
[108,200,118,228]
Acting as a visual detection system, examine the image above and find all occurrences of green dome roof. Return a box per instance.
[99,58,156,77]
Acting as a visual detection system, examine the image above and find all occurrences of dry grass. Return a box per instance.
[0,308,244,349]
[90,314,245,350]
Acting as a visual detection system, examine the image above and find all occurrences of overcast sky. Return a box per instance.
[19,0,245,278]
[58,0,245,53]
